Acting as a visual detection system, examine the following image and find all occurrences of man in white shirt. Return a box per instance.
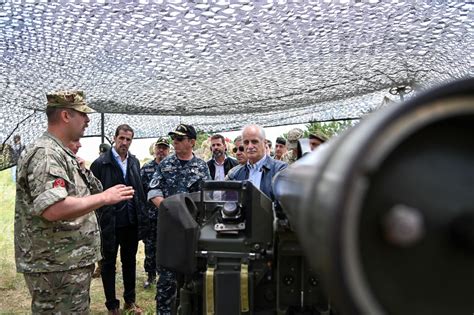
[91,124,147,315]
[207,134,238,181]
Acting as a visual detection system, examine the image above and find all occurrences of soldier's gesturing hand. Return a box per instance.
[103,184,135,205]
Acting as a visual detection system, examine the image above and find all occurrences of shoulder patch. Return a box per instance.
[53,178,66,188]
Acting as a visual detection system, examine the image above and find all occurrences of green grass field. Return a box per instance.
[0,169,156,314]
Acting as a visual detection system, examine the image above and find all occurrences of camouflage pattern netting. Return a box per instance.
[0,1,472,170]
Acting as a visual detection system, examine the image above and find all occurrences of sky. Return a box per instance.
[77,124,307,162]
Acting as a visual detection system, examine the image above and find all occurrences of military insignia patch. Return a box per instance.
[53,178,66,188]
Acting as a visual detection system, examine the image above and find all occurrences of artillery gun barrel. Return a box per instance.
[274,78,474,315]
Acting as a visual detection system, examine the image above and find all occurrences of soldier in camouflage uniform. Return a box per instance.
[140,137,171,289]
[148,124,211,315]
[282,128,304,164]
[274,136,288,161]
[309,132,327,151]
[14,91,135,314]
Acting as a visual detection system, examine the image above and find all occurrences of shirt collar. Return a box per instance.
[213,157,226,166]
[247,155,266,170]
[111,147,128,161]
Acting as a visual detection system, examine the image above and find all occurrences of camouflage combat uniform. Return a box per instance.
[14,132,102,314]
[281,150,297,164]
[282,128,304,165]
[148,154,210,315]
[140,159,160,276]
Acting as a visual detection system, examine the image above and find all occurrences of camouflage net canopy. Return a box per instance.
[0,0,472,169]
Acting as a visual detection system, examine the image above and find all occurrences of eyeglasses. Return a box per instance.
[171,135,188,142]
[232,146,244,153]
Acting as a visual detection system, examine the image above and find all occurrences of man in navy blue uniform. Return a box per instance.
[148,124,210,315]
[140,137,170,289]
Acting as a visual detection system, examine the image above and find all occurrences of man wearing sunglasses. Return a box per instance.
[227,124,287,201]
[232,135,247,165]
[147,124,210,315]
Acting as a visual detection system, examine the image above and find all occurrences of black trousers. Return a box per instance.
[101,225,139,310]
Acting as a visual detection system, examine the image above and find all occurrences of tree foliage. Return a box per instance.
[304,120,356,139]
[196,130,210,149]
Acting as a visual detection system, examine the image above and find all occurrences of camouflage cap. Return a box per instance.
[309,132,327,143]
[287,128,304,149]
[155,136,170,147]
[46,90,95,113]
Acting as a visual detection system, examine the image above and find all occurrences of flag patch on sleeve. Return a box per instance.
[53,178,66,188]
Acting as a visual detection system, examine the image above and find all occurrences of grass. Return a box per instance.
[0,169,156,314]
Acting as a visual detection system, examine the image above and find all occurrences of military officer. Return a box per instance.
[282,128,304,164]
[14,91,134,314]
[309,132,327,151]
[148,124,210,315]
[140,137,171,289]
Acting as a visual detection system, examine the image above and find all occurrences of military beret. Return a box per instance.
[276,137,287,145]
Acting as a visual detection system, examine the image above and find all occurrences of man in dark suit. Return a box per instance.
[207,133,238,181]
[91,124,148,315]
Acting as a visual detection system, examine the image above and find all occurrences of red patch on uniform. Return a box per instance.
[53,178,66,188]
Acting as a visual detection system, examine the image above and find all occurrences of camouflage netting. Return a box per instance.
[0,0,472,169]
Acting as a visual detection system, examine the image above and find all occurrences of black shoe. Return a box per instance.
[143,273,156,289]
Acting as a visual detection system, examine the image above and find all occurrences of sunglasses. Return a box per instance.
[171,135,188,142]
[232,146,245,153]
